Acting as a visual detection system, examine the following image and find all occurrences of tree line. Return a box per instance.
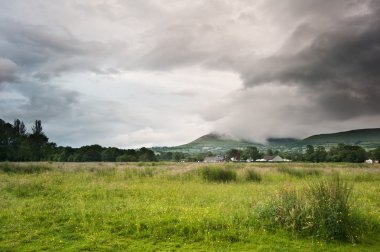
[1,118,379,163]
[0,119,156,162]
[222,144,379,163]
[156,145,380,163]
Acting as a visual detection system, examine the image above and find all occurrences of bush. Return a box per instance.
[0,162,52,174]
[244,169,262,182]
[199,166,237,182]
[257,175,366,242]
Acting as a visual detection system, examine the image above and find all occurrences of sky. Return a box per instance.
[1,0,380,148]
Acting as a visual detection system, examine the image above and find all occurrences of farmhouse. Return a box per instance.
[262,155,284,162]
[365,159,373,164]
[204,155,225,163]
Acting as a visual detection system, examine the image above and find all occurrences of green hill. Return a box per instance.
[153,128,380,154]
[152,133,263,154]
[301,128,380,148]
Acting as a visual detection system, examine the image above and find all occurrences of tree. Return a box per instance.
[32,120,44,135]
[0,119,17,160]
[244,146,261,160]
[101,148,121,162]
[305,145,315,162]
[327,144,367,163]
[314,146,327,163]
[227,149,241,161]
[172,152,185,162]
[371,147,380,161]
[13,119,26,136]
[138,147,157,162]
[79,145,103,162]
[29,120,49,161]
[266,149,274,155]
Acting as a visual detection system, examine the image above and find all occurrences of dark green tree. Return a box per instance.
[101,147,122,162]
[29,120,49,160]
[266,149,274,155]
[138,147,157,162]
[369,147,380,161]
[243,146,262,160]
[305,145,315,162]
[227,149,241,160]
[314,146,327,163]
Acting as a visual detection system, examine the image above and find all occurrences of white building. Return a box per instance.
[263,155,284,162]
[365,159,373,164]
[204,155,225,163]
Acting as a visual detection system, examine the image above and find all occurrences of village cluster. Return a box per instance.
[204,155,291,163]
[204,155,378,164]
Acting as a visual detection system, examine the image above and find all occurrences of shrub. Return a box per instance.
[244,169,262,182]
[257,175,366,242]
[199,166,237,182]
[308,175,354,241]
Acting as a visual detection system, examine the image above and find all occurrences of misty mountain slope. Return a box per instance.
[152,133,263,154]
[153,128,380,154]
[177,134,263,153]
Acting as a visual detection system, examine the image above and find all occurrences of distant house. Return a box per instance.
[365,159,373,164]
[262,155,285,162]
[204,155,225,163]
[256,158,267,162]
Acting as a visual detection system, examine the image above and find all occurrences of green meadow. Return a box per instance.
[1,162,379,251]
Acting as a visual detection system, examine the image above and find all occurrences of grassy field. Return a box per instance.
[0,162,380,251]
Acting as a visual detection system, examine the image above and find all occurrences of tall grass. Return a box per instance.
[277,167,321,177]
[125,167,157,178]
[0,162,52,174]
[256,186,309,233]
[243,169,262,182]
[308,175,354,241]
[199,166,237,182]
[90,166,117,176]
[1,162,379,250]
[257,175,368,242]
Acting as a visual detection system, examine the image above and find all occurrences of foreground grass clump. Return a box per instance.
[308,176,354,241]
[257,175,369,242]
[0,162,52,174]
[199,166,237,182]
[244,168,262,182]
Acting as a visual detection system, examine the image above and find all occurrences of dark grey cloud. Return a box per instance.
[0,19,113,81]
[0,81,79,122]
[0,58,17,84]
[241,2,380,120]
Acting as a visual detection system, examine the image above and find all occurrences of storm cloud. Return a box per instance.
[0,0,379,146]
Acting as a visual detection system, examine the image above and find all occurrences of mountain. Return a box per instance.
[152,133,263,154]
[152,128,380,154]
